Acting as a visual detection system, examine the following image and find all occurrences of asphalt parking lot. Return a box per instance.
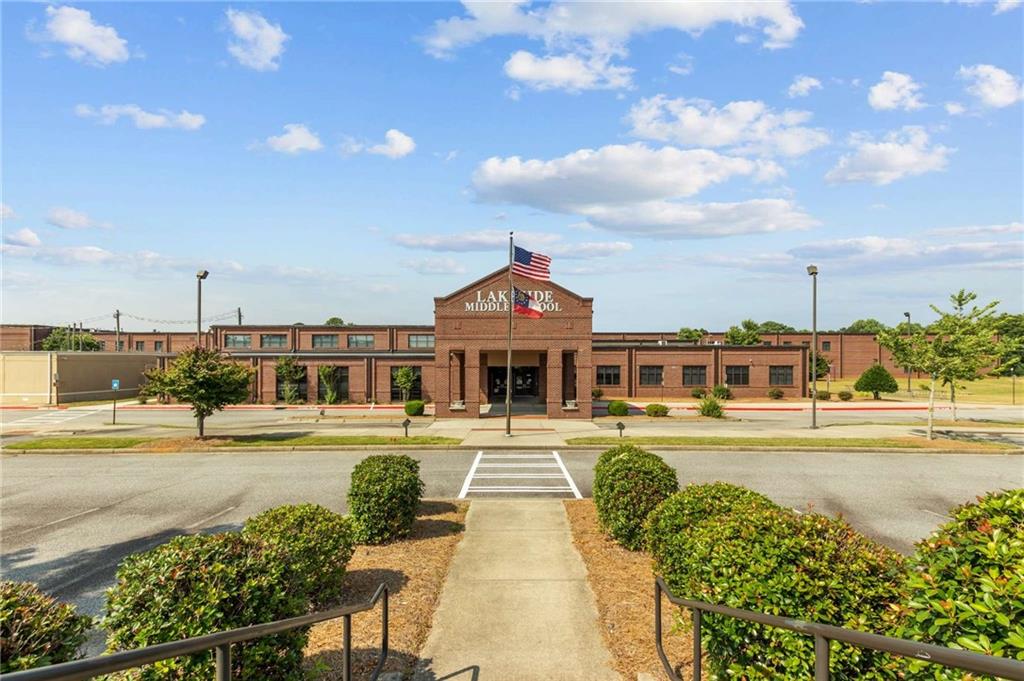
[2,448,1021,615]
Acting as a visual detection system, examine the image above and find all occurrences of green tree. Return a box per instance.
[724,319,761,346]
[853,363,899,400]
[324,317,346,326]
[142,347,253,437]
[393,366,417,402]
[757,320,797,334]
[809,354,830,381]
[992,313,1024,380]
[676,327,706,343]
[275,356,306,404]
[879,290,1004,436]
[894,320,925,334]
[41,328,101,351]
[841,319,889,335]
[317,365,341,404]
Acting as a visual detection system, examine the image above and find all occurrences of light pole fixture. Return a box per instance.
[196,270,209,347]
[807,265,818,429]
[903,311,912,395]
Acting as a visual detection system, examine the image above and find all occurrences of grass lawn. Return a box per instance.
[5,434,462,450]
[564,435,1016,450]
[7,436,155,450]
[824,376,1023,405]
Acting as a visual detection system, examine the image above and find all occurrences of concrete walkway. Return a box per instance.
[415,500,619,681]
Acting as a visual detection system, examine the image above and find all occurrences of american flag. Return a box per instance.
[512,245,551,281]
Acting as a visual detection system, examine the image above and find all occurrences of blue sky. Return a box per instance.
[2,1,1022,332]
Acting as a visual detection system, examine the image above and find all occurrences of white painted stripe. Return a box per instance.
[10,507,102,536]
[467,487,574,493]
[458,450,484,499]
[479,454,553,458]
[476,463,560,468]
[552,451,582,499]
[472,473,566,478]
[186,505,238,530]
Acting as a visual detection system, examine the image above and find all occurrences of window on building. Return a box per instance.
[224,334,251,348]
[390,366,422,401]
[135,341,145,351]
[782,341,792,346]
[822,340,832,351]
[409,334,435,349]
[312,334,339,349]
[116,341,124,351]
[639,365,663,386]
[769,366,794,386]
[683,366,707,386]
[347,334,374,349]
[99,340,106,350]
[801,340,810,346]
[154,341,164,351]
[725,365,750,385]
[596,365,621,385]
[317,366,349,402]
[762,341,773,346]
[261,334,287,349]
[275,367,308,402]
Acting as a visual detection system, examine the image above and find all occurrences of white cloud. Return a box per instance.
[994,0,1021,12]
[369,129,416,158]
[957,64,1024,108]
[40,6,129,66]
[1,203,15,220]
[393,230,632,258]
[226,9,289,71]
[262,124,323,154]
[944,101,967,116]
[667,53,694,76]
[400,257,467,275]
[926,221,1024,237]
[4,228,41,248]
[787,75,822,98]
[47,207,109,230]
[75,104,206,130]
[2,243,116,265]
[626,96,829,158]
[825,126,952,185]
[504,50,633,91]
[868,71,926,111]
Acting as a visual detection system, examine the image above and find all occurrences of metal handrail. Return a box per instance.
[654,576,1024,681]
[1,583,389,681]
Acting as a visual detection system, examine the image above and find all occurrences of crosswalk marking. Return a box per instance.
[459,450,581,498]
[6,409,94,430]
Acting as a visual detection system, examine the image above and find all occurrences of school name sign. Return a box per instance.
[464,289,562,313]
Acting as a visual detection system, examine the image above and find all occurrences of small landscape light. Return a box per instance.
[319,408,325,417]
[403,418,412,437]
[616,421,625,437]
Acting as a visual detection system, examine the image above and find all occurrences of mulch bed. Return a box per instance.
[304,500,468,680]
[564,499,694,680]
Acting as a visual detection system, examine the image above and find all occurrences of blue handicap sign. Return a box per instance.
[112,379,120,391]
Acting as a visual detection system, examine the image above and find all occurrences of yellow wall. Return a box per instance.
[0,352,164,405]
[0,353,52,406]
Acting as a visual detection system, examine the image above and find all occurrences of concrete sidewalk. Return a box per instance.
[414,500,619,681]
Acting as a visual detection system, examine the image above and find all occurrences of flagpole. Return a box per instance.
[505,231,514,437]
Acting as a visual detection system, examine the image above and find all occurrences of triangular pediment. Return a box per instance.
[434,268,592,305]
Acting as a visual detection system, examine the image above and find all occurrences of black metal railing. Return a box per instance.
[1,583,389,681]
[654,577,1024,681]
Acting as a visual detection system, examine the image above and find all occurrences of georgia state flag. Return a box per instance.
[513,287,543,319]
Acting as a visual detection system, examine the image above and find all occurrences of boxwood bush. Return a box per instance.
[243,504,355,609]
[767,387,784,400]
[645,403,669,417]
[0,581,91,673]
[104,532,307,680]
[348,454,424,544]
[817,390,831,401]
[894,489,1024,675]
[645,483,779,560]
[606,400,629,416]
[690,387,706,398]
[593,447,678,550]
[650,505,905,679]
[839,390,854,401]
[404,399,425,416]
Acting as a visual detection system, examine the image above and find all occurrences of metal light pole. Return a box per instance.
[807,265,818,429]
[196,270,209,347]
[903,311,912,395]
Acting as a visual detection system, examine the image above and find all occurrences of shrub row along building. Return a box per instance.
[3,270,916,417]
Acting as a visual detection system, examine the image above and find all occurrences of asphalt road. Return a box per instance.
[2,449,1021,616]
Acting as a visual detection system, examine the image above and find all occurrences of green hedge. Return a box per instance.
[817,390,831,401]
[645,403,669,417]
[243,504,355,609]
[767,388,784,400]
[650,505,905,679]
[104,533,307,680]
[0,581,91,673]
[690,387,706,398]
[895,489,1024,675]
[607,400,629,416]
[593,447,679,550]
[839,390,854,401]
[404,400,425,416]
[348,454,424,544]
[711,384,732,400]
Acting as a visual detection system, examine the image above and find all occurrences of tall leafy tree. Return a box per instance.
[757,320,797,334]
[810,354,831,381]
[992,313,1024,380]
[841,319,889,335]
[324,317,346,326]
[41,328,101,351]
[318,365,341,404]
[724,319,761,346]
[677,327,707,343]
[879,290,1003,437]
[142,347,253,437]
[393,366,417,402]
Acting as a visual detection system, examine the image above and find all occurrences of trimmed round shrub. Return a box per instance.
[816,390,831,401]
[606,400,630,416]
[593,447,679,550]
[645,483,780,560]
[104,532,307,680]
[697,395,724,418]
[767,387,784,400]
[591,387,603,399]
[594,443,653,476]
[690,387,706,399]
[348,454,424,544]
[855,363,899,399]
[645,403,669,417]
[838,390,854,401]
[711,384,732,400]
[404,399,425,416]
[895,489,1024,673]
[243,504,355,609]
[0,581,91,673]
[651,506,905,679]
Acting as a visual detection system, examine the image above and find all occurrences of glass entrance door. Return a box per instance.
[488,366,539,398]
